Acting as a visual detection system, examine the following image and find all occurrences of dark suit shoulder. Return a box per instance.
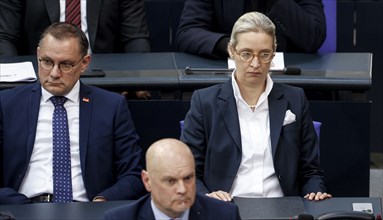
[0,83,38,96]
[194,193,238,209]
[104,194,153,220]
[196,79,230,94]
[191,194,241,220]
[80,83,125,102]
[192,79,233,103]
[0,83,40,108]
[273,82,304,93]
[81,83,120,97]
[271,83,306,100]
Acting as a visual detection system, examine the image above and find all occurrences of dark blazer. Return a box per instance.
[176,0,326,58]
[180,79,326,196]
[0,0,150,56]
[0,82,145,204]
[104,193,241,220]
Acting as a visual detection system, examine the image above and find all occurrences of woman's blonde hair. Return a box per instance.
[229,12,277,52]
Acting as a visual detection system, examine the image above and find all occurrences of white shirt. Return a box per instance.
[229,72,284,198]
[59,0,91,53]
[19,80,89,201]
[151,199,190,220]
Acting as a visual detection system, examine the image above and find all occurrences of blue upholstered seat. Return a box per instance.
[318,0,337,53]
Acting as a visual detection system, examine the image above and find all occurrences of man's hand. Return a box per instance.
[121,91,151,100]
[206,190,232,202]
[92,196,107,202]
[304,192,332,201]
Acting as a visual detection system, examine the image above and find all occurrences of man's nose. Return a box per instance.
[176,181,187,194]
[50,64,61,77]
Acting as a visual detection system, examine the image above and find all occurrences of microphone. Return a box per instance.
[290,214,314,220]
[184,66,301,75]
[184,66,233,75]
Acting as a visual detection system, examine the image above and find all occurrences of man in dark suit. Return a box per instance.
[0,22,145,204]
[180,12,331,202]
[104,138,241,220]
[176,0,326,58]
[0,0,150,56]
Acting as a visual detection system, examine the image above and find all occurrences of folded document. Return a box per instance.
[0,61,37,82]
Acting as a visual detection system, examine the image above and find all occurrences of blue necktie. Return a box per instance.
[51,96,73,203]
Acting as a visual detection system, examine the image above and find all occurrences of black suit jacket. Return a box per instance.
[0,0,150,56]
[0,82,145,204]
[180,79,327,196]
[176,0,326,58]
[104,194,241,220]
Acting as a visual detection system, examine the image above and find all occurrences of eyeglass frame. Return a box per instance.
[232,48,275,64]
[38,56,85,74]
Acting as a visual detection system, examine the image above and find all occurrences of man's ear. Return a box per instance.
[81,54,91,72]
[141,170,152,192]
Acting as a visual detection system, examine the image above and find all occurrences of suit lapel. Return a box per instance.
[44,0,60,23]
[268,85,287,157]
[138,195,156,220]
[189,196,206,220]
[27,84,43,162]
[86,0,102,50]
[217,79,241,151]
[79,83,92,171]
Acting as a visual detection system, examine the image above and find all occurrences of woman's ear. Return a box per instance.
[227,43,234,59]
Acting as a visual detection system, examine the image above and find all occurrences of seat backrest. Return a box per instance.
[318,0,337,53]
[145,0,185,52]
[179,120,184,134]
[313,121,322,138]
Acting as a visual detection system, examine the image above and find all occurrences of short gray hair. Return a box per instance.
[229,12,277,52]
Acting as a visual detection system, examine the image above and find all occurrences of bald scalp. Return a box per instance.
[145,138,194,173]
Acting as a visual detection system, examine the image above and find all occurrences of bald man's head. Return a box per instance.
[145,138,195,173]
[141,138,196,218]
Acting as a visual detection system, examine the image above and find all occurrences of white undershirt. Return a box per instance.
[229,72,283,198]
[59,0,91,53]
[19,80,88,201]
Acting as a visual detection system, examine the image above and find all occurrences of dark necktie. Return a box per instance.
[51,96,73,203]
[65,0,81,27]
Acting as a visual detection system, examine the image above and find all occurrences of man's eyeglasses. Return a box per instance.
[38,56,84,73]
[234,49,274,64]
